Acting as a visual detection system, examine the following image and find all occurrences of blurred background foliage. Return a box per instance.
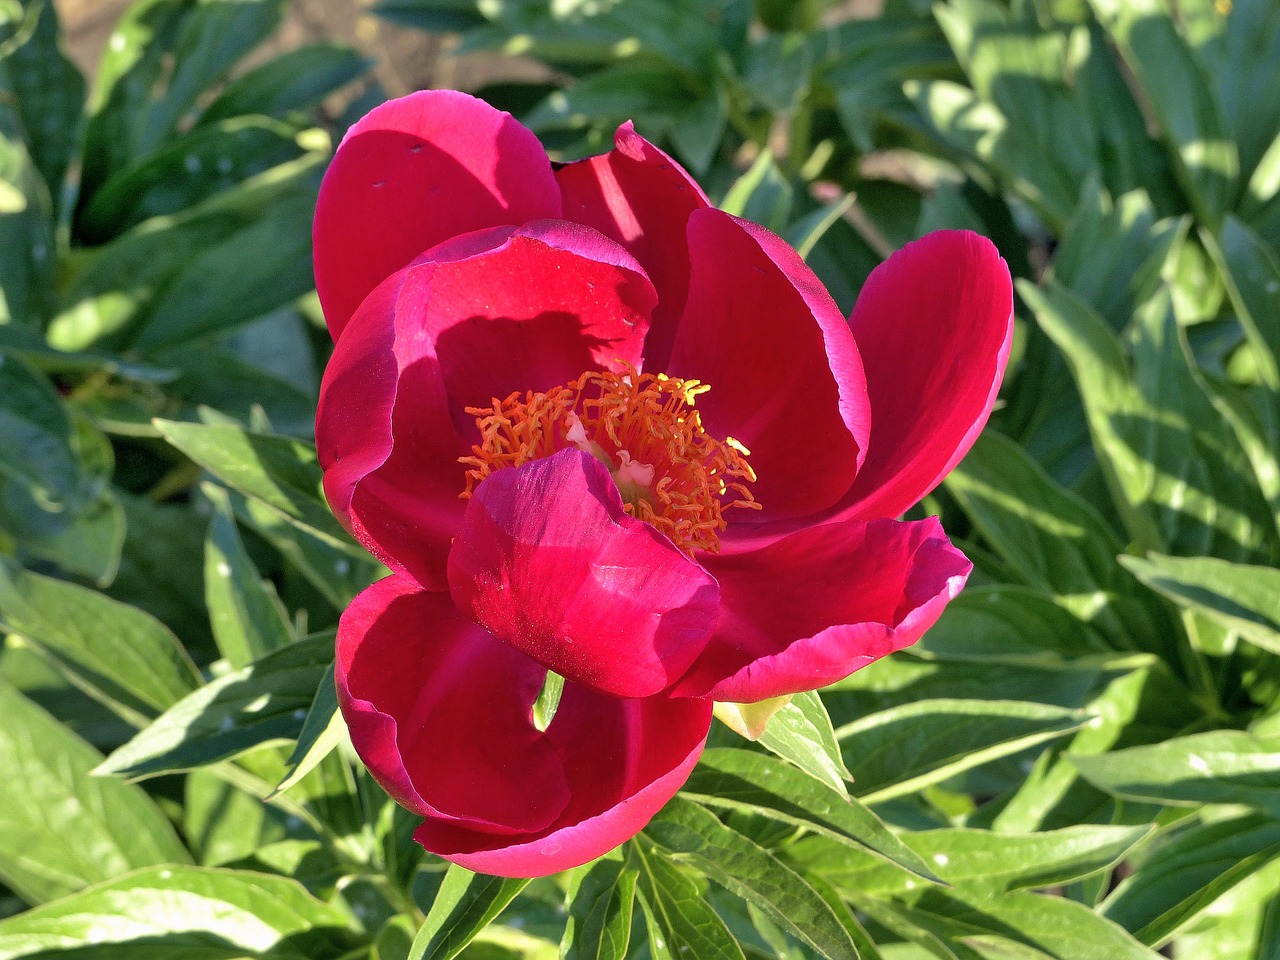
[0,0,1278,957]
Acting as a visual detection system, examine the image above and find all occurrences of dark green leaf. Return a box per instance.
[1026,279,1277,562]
[52,156,321,352]
[905,824,1153,897]
[563,859,637,960]
[947,429,1173,656]
[1103,813,1280,947]
[1086,0,1236,227]
[79,117,306,240]
[1121,552,1280,654]
[272,667,344,797]
[836,699,1089,803]
[682,748,939,882]
[96,635,333,778]
[0,559,199,726]
[80,0,285,199]
[911,586,1119,670]
[645,798,860,960]
[631,840,746,960]
[0,0,84,212]
[155,419,358,554]
[719,151,793,235]
[199,42,370,125]
[408,864,530,960]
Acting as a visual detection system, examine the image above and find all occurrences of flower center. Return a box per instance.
[459,365,760,554]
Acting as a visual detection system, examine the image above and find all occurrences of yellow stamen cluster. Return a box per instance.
[459,366,760,554]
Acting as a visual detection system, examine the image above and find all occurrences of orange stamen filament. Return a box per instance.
[459,365,760,554]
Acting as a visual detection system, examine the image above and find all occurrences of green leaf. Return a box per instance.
[531,669,565,733]
[204,483,294,668]
[155,419,358,554]
[645,798,860,960]
[719,150,793,235]
[1121,552,1280,654]
[272,666,344,797]
[1070,729,1280,811]
[0,352,86,512]
[911,586,1120,670]
[1171,852,1280,960]
[835,699,1089,804]
[916,887,1163,960]
[932,0,1095,230]
[51,155,322,352]
[409,864,530,960]
[0,125,54,326]
[80,0,285,199]
[0,0,84,213]
[946,429,1173,656]
[1211,216,1280,386]
[79,117,307,241]
[96,634,332,779]
[681,748,939,882]
[562,859,637,960]
[1026,279,1277,562]
[0,559,199,726]
[232,489,384,610]
[1102,813,1280,947]
[0,864,355,959]
[1049,182,1176,330]
[1086,0,1237,227]
[904,824,1153,897]
[755,690,852,793]
[631,839,746,960]
[199,42,369,125]
[0,681,189,905]
[185,768,271,867]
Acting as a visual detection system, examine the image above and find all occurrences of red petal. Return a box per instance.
[336,577,571,834]
[670,516,971,701]
[415,682,711,877]
[838,230,1014,521]
[314,90,561,340]
[417,219,656,412]
[336,575,712,878]
[316,221,657,588]
[557,123,710,370]
[447,449,720,698]
[666,210,870,523]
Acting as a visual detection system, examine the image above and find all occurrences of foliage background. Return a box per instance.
[0,0,1278,957]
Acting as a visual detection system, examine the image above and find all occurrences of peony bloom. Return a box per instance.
[315,90,1013,876]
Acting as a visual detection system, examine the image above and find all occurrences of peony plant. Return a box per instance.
[313,90,1013,876]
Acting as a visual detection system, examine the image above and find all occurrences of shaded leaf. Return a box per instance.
[96,635,332,779]
[0,559,199,726]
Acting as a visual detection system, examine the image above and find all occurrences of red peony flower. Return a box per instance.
[315,90,1013,876]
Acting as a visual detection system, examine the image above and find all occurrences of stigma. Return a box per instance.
[459,365,760,554]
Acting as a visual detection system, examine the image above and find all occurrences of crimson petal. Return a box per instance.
[336,577,570,834]
[670,516,971,702]
[447,449,720,699]
[417,681,711,877]
[336,575,712,877]
[314,90,561,340]
[556,123,711,370]
[666,209,871,524]
[837,230,1014,522]
[316,221,657,589]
